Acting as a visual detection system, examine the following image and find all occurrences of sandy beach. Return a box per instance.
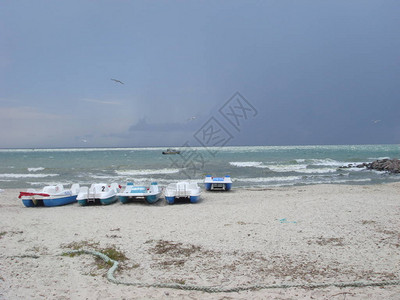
[1,183,399,299]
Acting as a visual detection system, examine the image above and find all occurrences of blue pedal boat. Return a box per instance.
[18,184,80,207]
[117,182,161,204]
[204,175,232,191]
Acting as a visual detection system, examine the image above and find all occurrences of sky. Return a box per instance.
[1,0,399,148]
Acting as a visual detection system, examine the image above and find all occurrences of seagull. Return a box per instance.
[187,116,197,121]
[372,120,381,124]
[111,78,124,85]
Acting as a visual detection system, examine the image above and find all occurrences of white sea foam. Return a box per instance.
[306,159,345,167]
[267,159,349,173]
[305,178,372,185]
[117,177,173,185]
[371,170,387,175]
[235,176,302,183]
[115,168,180,176]
[0,173,58,178]
[91,175,119,180]
[294,168,337,174]
[28,167,45,172]
[267,164,307,172]
[229,161,266,168]
[347,167,366,172]
[27,181,75,186]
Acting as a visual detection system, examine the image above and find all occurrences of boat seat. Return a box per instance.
[43,185,59,194]
[71,184,80,194]
[130,186,147,193]
[188,183,199,189]
[109,183,120,191]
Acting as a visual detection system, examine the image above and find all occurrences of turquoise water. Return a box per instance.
[1,145,400,189]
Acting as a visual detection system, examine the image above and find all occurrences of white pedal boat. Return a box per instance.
[164,181,201,204]
[77,183,120,206]
[204,175,232,191]
[117,182,161,204]
[18,184,80,207]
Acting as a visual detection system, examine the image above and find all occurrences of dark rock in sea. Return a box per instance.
[365,158,400,173]
[339,158,400,173]
[356,162,368,168]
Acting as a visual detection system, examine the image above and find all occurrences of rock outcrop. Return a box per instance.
[364,158,400,173]
[341,158,400,173]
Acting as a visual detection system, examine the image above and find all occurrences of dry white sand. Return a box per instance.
[0,183,399,299]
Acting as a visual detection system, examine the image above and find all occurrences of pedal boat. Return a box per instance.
[164,181,201,204]
[117,182,161,204]
[18,184,80,207]
[204,175,232,191]
[77,183,120,206]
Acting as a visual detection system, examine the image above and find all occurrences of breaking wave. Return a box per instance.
[115,168,180,176]
[28,167,45,172]
[0,173,58,178]
[229,161,266,168]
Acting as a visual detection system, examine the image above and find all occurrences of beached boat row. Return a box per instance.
[18,175,232,207]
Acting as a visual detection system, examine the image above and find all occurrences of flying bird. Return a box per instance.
[187,116,197,121]
[372,120,381,124]
[111,78,124,84]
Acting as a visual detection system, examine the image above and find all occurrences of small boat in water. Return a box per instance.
[117,182,161,204]
[77,183,120,206]
[19,184,80,207]
[204,175,232,191]
[162,148,181,155]
[164,181,201,204]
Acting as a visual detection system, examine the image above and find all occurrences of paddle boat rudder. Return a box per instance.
[117,182,162,204]
[18,184,80,207]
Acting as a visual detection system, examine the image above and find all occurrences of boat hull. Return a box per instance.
[165,195,200,204]
[22,199,44,207]
[78,196,117,206]
[118,193,161,204]
[77,199,89,206]
[43,196,77,207]
[21,196,77,207]
[190,195,200,203]
[100,196,117,205]
[118,196,130,204]
[145,194,159,204]
[165,196,176,204]
[205,182,232,191]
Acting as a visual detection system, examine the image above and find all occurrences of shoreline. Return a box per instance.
[1,183,400,299]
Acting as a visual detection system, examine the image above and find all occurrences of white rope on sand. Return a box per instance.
[63,249,400,293]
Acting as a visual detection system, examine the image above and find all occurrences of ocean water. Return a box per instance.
[1,145,400,189]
